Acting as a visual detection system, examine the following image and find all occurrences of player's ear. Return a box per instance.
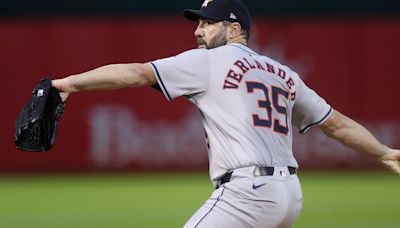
[227,22,242,39]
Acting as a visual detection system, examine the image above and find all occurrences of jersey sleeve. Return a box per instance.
[149,49,210,101]
[292,77,332,134]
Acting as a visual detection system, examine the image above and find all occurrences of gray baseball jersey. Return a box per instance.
[150,43,332,182]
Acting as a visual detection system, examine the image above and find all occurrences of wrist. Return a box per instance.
[380,147,394,161]
[66,76,77,93]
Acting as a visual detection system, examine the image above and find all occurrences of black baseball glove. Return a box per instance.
[14,78,65,152]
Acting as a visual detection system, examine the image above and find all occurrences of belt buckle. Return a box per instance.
[254,167,274,176]
[253,167,262,176]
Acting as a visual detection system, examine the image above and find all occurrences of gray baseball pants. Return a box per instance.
[183,166,303,228]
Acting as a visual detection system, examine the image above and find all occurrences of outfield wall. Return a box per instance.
[1,18,399,173]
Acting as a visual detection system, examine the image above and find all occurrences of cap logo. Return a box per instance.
[201,0,214,8]
[230,13,237,20]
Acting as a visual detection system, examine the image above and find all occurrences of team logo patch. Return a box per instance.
[202,0,214,8]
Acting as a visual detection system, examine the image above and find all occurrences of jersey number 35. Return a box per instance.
[246,81,289,135]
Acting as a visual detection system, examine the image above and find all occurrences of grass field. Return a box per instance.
[0,171,398,228]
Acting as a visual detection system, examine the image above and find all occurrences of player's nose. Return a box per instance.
[194,25,204,37]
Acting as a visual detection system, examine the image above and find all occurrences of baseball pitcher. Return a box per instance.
[52,0,400,227]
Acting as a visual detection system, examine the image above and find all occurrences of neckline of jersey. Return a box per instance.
[227,43,258,55]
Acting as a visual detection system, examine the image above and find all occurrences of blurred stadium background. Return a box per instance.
[1,0,399,227]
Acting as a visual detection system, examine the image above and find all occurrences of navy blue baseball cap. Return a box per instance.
[183,0,251,32]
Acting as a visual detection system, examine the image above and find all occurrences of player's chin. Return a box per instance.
[197,44,207,49]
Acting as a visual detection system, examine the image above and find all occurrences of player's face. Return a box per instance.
[195,19,228,49]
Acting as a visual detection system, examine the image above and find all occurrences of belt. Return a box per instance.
[215,166,297,189]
